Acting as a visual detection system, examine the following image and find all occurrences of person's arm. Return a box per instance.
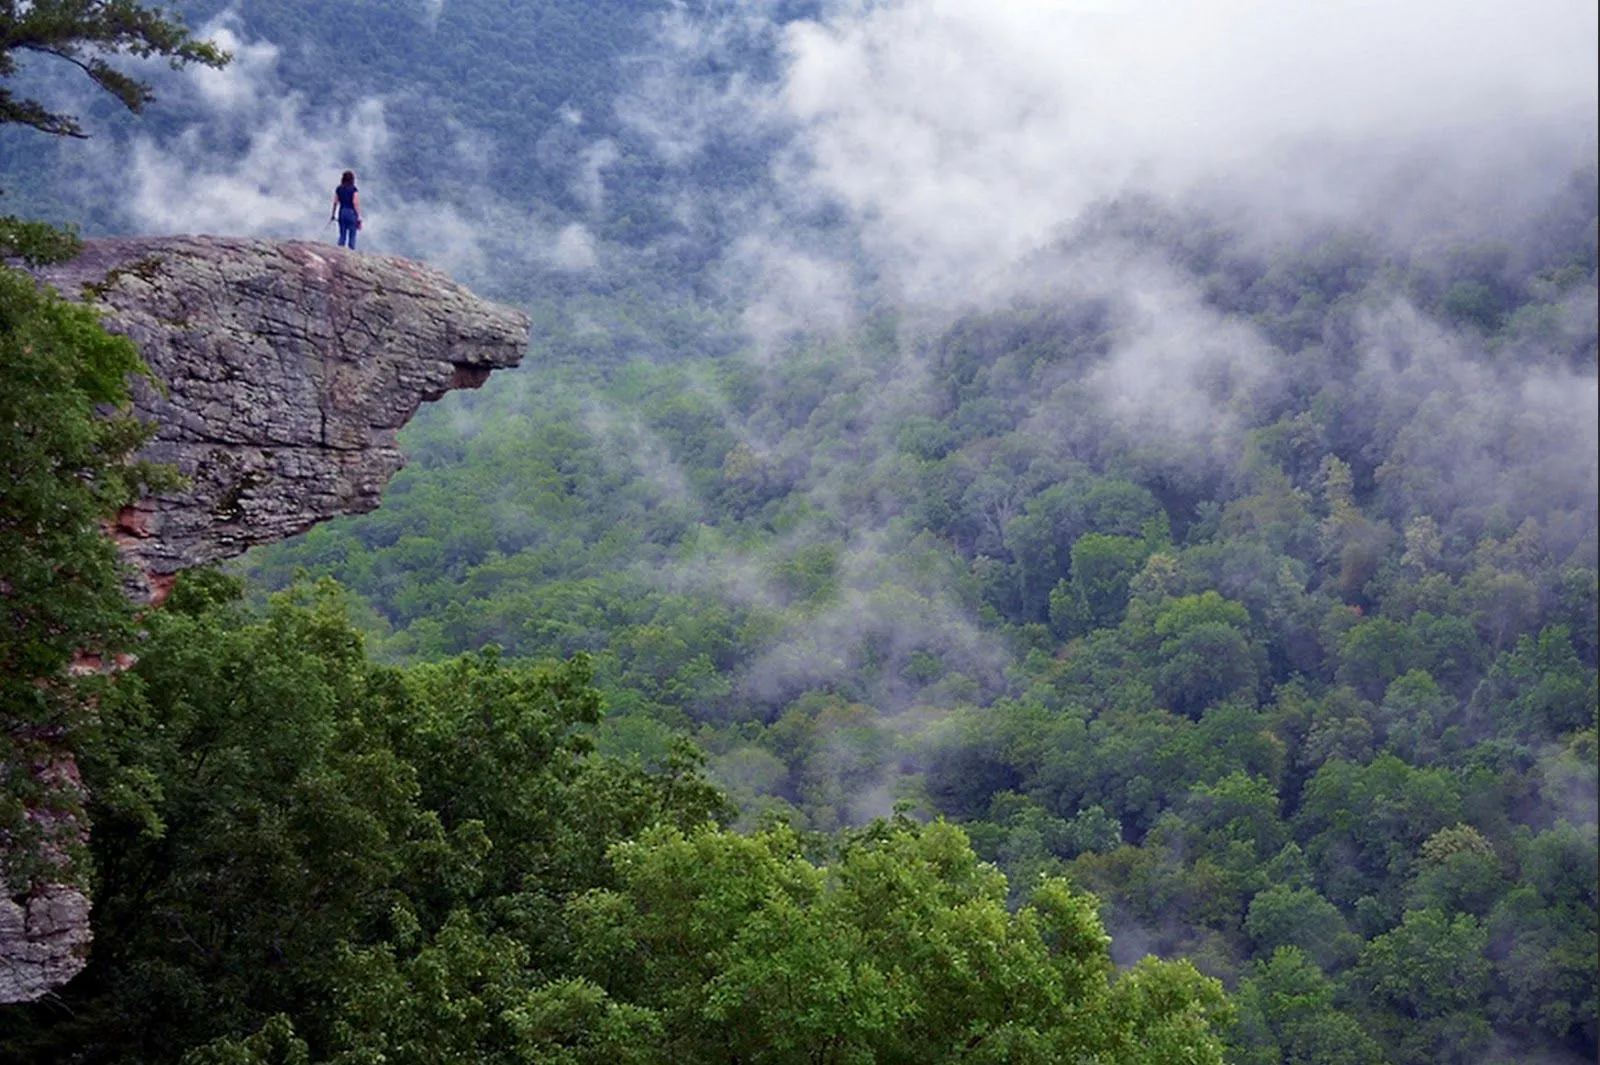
[331,191,339,220]
[352,191,361,227]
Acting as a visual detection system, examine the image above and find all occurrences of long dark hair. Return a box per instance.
[340,170,356,186]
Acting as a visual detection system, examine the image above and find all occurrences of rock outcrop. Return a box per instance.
[31,235,529,603]
[3,236,528,1003]
[0,883,92,1006]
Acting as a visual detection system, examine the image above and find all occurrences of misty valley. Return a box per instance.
[1,2,1596,1064]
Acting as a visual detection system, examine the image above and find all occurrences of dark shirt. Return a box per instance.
[336,184,358,211]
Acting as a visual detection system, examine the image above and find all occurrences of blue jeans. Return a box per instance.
[338,207,359,249]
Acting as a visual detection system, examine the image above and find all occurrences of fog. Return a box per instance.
[604,0,1599,840]
[11,0,1594,830]
[50,16,605,288]
[702,0,1600,521]
[738,0,1597,311]
[7,5,1595,1046]
[25,1,1595,331]
[9,0,1580,718]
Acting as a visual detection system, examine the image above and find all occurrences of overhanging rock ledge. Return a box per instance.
[30,235,530,602]
[3,236,528,1003]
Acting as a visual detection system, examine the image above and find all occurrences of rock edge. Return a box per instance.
[3,235,529,1003]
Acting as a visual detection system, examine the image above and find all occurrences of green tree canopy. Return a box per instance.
[554,818,1231,1064]
[0,263,173,888]
[0,0,226,138]
[1,579,726,1062]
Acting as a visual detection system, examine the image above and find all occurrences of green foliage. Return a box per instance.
[0,265,159,693]
[0,0,228,138]
[1354,908,1493,1064]
[1231,948,1387,1065]
[1338,618,1419,701]
[1471,625,1597,740]
[0,262,175,888]
[0,579,1234,1064]
[186,821,1234,1064]
[6,29,1590,1055]
[1487,821,1600,1047]
[1295,755,1463,909]
[0,216,81,262]
[1148,593,1261,716]
[1052,532,1149,636]
[226,186,1597,1057]
[554,818,1230,1064]
[1407,824,1505,917]
[0,580,728,1062]
[1244,885,1359,971]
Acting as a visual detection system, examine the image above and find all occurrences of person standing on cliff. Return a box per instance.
[331,171,361,250]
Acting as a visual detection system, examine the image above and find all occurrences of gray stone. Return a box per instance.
[0,885,92,1004]
[3,236,529,1002]
[33,236,528,600]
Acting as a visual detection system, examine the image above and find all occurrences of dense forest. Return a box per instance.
[239,171,1600,1065]
[3,1,1596,1063]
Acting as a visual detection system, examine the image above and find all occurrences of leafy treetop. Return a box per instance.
[0,0,228,138]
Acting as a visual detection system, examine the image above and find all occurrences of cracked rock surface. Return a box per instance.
[5,236,528,1003]
[32,235,529,601]
[0,886,91,1004]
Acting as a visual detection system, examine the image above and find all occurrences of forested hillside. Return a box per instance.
[3,1,1596,1063]
[243,170,1600,1065]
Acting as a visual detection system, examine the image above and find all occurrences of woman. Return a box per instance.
[331,170,361,250]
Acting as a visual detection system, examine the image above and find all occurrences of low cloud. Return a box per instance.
[582,399,699,511]
[613,0,1599,532]
[601,0,1599,759]
[572,140,620,218]
[619,0,1596,322]
[771,0,1596,307]
[615,1,786,167]
[1352,298,1600,554]
[103,16,601,287]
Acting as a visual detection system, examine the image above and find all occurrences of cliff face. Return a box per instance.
[2,236,529,1003]
[31,236,529,603]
